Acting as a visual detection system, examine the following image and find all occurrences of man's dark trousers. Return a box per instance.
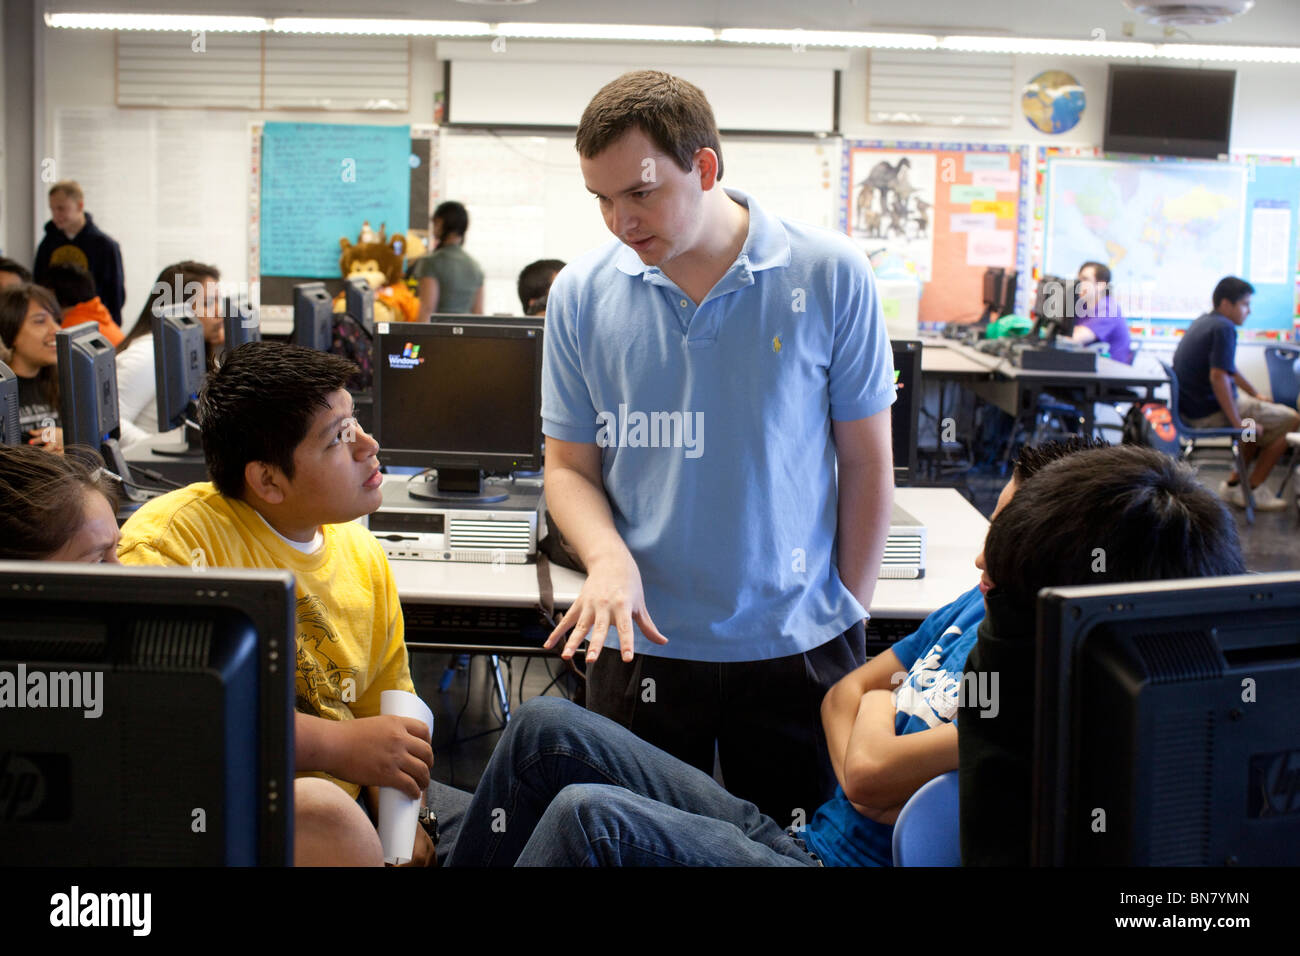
[586,622,866,825]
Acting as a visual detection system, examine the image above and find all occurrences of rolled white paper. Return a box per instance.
[377,689,434,865]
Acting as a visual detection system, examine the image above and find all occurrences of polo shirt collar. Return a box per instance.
[614,186,792,278]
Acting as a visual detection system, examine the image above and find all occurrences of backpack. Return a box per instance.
[1122,401,1182,456]
[331,312,373,391]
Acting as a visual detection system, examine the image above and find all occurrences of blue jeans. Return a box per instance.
[446,697,821,867]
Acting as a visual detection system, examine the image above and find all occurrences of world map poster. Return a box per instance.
[1044,158,1248,320]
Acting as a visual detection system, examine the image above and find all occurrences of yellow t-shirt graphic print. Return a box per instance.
[117,482,414,798]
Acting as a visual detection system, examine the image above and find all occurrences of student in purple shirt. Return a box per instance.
[1070,261,1132,364]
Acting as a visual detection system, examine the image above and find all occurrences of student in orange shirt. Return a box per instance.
[46,263,124,347]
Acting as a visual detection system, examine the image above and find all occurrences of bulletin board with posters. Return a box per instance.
[842,141,1029,327]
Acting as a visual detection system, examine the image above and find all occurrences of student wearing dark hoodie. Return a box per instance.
[33,181,126,327]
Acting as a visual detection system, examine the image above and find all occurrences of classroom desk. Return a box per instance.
[921,338,1167,435]
[387,485,989,655]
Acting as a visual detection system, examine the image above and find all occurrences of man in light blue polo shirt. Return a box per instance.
[540,70,895,822]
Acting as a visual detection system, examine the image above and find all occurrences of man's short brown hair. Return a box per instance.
[576,70,724,180]
[48,180,84,203]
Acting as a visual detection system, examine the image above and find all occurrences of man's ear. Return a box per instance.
[243,460,287,506]
[695,148,720,191]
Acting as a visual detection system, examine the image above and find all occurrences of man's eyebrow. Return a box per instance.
[587,181,656,199]
[318,407,355,439]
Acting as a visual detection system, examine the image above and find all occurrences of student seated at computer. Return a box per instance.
[0,441,392,865]
[517,258,566,317]
[115,261,225,456]
[46,263,124,347]
[0,284,64,453]
[445,438,1103,867]
[957,443,1245,866]
[0,444,120,562]
[1172,275,1300,511]
[1068,261,1131,364]
[0,256,32,290]
[117,342,469,866]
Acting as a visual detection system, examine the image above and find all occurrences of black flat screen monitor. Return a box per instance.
[292,282,333,352]
[1105,65,1235,159]
[344,277,375,336]
[152,304,206,458]
[0,562,296,865]
[57,321,119,452]
[1032,275,1079,344]
[55,321,140,497]
[374,318,544,497]
[980,268,1018,324]
[891,339,921,486]
[0,360,19,447]
[1033,572,1300,866]
[222,297,261,357]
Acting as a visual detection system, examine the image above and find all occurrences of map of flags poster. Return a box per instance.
[843,141,1027,326]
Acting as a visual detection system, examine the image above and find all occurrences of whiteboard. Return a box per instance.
[54,108,252,337]
[448,59,837,134]
[440,129,843,315]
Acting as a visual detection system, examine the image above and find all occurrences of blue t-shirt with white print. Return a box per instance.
[800,585,985,867]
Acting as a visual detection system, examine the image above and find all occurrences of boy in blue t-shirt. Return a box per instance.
[447,438,1105,867]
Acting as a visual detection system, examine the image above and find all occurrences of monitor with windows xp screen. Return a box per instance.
[891,339,921,486]
[374,318,544,499]
[1033,572,1300,866]
[0,360,19,446]
[0,562,296,865]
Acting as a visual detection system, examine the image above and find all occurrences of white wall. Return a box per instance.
[38,29,442,326]
[34,27,1300,332]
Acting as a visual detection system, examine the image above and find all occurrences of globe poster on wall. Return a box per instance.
[1022,70,1085,134]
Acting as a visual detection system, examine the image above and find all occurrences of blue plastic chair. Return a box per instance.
[891,770,961,867]
[1158,359,1256,524]
[1263,347,1300,499]
[1263,346,1300,410]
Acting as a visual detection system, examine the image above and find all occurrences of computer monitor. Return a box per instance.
[1033,572,1300,866]
[374,318,544,500]
[343,277,375,336]
[152,303,206,457]
[891,339,921,486]
[981,267,1004,317]
[292,282,333,352]
[222,296,261,358]
[56,322,140,499]
[0,562,295,865]
[0,361,19,447]
[1032,275,1079,345]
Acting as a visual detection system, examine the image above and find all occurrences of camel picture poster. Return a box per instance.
[848,150,937,281]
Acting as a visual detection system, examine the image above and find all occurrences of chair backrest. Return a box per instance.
[891,770,961,867]
[1264,346,1300,410]
[1157,359,1186,426]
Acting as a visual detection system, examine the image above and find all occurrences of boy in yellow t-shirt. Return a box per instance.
[119,342,456,866]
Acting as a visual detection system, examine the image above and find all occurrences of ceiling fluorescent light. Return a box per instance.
[45,13,268,32]
[497,23,715,42]
[1155,42,1300,63]
[941,35,1157,57]
[719,28,937,50]
[271,18,492,37]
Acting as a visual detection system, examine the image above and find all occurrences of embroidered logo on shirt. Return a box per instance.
[772,335,782,353]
